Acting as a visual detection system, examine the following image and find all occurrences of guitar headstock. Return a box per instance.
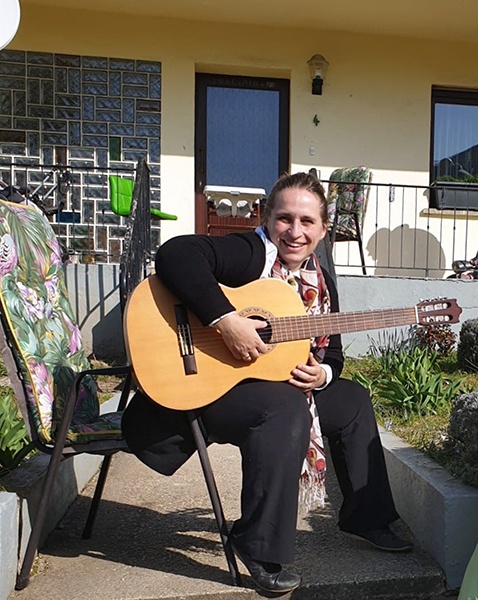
[416,298,462,325]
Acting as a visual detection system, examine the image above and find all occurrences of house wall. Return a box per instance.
[8,4,478,272]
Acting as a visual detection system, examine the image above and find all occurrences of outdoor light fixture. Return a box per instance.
[307,54,329,95]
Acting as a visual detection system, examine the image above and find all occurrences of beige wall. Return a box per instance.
[10,4,478,269]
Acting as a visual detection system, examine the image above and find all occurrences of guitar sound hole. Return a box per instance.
[249,317,272,344]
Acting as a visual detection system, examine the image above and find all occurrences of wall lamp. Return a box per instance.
[307,54,329,95]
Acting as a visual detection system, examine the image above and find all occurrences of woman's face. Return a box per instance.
[265,186,327,271]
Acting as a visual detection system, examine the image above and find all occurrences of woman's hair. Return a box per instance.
[262,171,328,224]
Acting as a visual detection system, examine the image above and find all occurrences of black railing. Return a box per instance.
[119,159,152,312]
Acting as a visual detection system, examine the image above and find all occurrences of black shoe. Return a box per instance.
[233,544,301,593]
[340,526,413,552]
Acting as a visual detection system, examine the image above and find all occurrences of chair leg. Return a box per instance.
[187,411,242,587]
[354,213,367,275]
[15,447,66,590]
[82,454,113,539]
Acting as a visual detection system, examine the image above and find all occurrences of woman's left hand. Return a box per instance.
[289,353,327,393]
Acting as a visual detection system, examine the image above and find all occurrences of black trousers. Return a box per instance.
[121,378,398,565]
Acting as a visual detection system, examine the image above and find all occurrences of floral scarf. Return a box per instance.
[270,252,331,514]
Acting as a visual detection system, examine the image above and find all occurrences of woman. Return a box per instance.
[122,172,410,593]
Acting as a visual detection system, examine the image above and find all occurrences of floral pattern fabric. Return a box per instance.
[327,166,372,239]
[0,200,122,444]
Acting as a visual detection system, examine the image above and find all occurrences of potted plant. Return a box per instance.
[430,175,478,211]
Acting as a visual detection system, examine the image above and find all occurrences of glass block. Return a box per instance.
[96,226,107,248]
[123,150,147,162]
[42,147,53,163]
[149,75,161,99]
[83,69,108,83]
[136,125,160,138]
[68,69,81,94]
[109,123,134,136]
[69,159,94,168]
[148,163,160,175]
[55,69,68,93]
[109,136,121,161]
[1,144,26,155]
[149,139,160,164]
[43,120,67,132]
[27,132,40,157]
[69,121,81,146]
[97,149,108,168]
[27,52,53,65]
[0,77,26,90]
[122,99,135,123]
[42,132,68,145]
[136,60,161,74]
[82,122,107,135]
[82,134,108,148]
[41,80,54,105]
[123,85,148,98]
[108,72,121,96]
[14,117,40,130]
[82,83,107,95]
[82,96,95,120]
[55,107,81,120]
[95,97,121,110]
[81,185,107,198]
[123,72,148,86]
[0,130,25,143]
[0,62,25,76]
[13,91,26,116]
[136,111,160,125]
[29,105,54,118]
[0,90,12,114]
[84,173,107,186]
[102,212,121,225]
[109,239,121,262]
[55,54,81,67]
[56,94,81,107]
[69,148,95,160]
[82,56,108,69]
[109,58,135,71]
[123,137,147,150]
[27,79,40,104]
[136,99,160,112]
[0,50,25,63]
[96,110,121,122]
[28,66,53,78]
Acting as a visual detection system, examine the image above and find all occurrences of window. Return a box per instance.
[431,87,478,209]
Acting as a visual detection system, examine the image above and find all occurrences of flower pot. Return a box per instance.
[430,181,478,211]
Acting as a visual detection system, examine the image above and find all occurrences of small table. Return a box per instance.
[203,185,266,218]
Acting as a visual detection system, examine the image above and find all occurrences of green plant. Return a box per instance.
[410,323,456,357]
[0,391,32,477]
[457,319,478,372]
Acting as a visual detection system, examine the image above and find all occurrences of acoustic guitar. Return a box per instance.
[124,276,462,410]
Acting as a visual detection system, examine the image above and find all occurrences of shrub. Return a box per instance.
[457,319,478,372]
[0,392,32,477]
[411,323,456,357]
[445,392,478,487]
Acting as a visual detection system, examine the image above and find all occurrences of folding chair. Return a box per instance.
[327,165,372,275]
[0,198,133,590]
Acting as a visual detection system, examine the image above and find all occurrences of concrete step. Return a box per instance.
[9,445,446,600]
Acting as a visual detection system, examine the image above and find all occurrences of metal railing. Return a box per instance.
[324,179,478,278]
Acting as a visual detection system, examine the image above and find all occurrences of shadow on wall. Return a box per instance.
[366,226,446,278]
[92,304,126,361]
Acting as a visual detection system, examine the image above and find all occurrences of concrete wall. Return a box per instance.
[67,262,478,359]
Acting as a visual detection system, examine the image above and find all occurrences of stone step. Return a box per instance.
[8,446,446,600]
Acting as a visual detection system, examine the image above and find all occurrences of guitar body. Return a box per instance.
[124,277,311,410]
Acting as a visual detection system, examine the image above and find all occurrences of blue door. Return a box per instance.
[195,74,289,232]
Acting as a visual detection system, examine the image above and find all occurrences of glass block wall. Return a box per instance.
[0,49,162,262]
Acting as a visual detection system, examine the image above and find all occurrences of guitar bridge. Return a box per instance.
[174,304,198,375]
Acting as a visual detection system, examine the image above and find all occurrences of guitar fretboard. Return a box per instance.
[269,307,417,343]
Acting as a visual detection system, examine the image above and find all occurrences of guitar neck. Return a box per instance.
[269,306,417,343]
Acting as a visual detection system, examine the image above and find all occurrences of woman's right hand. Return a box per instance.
[214,313,268,361]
